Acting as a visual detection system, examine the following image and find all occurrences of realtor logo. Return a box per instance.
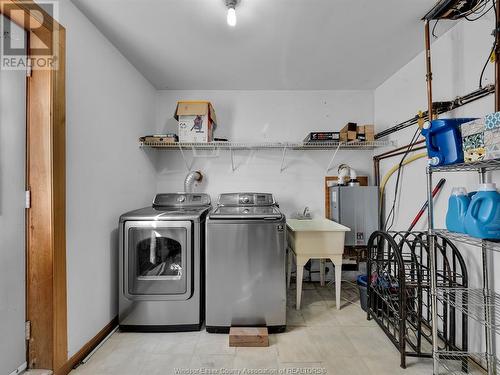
[1,0,59,71]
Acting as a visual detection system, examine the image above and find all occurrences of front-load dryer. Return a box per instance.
[119,193,211,331]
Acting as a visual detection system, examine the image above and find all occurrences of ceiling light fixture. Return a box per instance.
[225,0,239,27]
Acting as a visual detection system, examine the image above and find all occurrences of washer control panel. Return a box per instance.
[218,193,276,206]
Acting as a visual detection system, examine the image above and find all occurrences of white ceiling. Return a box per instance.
[71,0,453,90]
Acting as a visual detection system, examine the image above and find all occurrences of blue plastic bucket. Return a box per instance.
[357,275,368,311]
[422,118,476,166]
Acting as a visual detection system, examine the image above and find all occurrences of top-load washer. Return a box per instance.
[205,193,287,333]
[119,193,211,331]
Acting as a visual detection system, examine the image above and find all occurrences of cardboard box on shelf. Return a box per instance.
[340,122,357,142]
[140,134,178,144]
[357,125,374,141]
[174,101,217,142]
[304,132,340,142]
[461,117,500,162]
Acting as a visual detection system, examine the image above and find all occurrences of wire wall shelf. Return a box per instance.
[139,140,396,173]
[437,351,495,375]
[429,159,500,173]
[139,140,395,150]
[433,230,500,253]
[436,288,500,335]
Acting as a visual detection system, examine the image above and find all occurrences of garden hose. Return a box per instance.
[379,152,428,213]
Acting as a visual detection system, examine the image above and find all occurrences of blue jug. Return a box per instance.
[446,187,470,233]
[464,183,500,240]
[422,118,476,166]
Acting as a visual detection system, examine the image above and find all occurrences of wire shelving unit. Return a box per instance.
[429,159,500,173]
[434,230,500,252]
[427,158,500,375]
[436,288,500,334]
[437,352,498,375]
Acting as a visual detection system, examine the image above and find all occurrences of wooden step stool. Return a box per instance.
[229,327,269,347]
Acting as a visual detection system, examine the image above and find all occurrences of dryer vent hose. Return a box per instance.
[184,171,203,193]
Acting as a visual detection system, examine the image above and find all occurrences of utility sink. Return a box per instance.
[294,207,312,220]
[295,214,312,220]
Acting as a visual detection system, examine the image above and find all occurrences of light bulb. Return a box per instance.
[227,7,236,26]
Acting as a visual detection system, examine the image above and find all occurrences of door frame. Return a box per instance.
[0,0,66,372]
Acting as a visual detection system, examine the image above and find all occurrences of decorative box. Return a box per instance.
[485,111,500,130]
[461,117,500,162]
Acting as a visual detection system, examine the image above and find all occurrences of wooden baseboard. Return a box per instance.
[54,316,118,375]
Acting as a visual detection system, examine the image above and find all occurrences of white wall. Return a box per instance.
[0,16,26,374]
[56,1,158,357]
[374,15,499,354]
[155,90,374,218]
[43,0,500,360]
[375,16,496,232]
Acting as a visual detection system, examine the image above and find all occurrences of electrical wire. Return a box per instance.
[431,0,494,38]
[479,0,497,88]
[465,4,493,20]
[383,127,422,231]
[454,0,488,18]
[494,0,498,51]
[470,0,489,14]
[432,19,440,38]
[479,41,496,88]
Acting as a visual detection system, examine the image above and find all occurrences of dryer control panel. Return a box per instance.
[153,193,211,208]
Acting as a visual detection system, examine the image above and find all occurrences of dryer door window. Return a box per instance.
[125,221,192,299]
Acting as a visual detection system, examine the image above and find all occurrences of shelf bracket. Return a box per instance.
[191,145,220,158]
[230,147,236,172]
[280,146,288,173]
[177,143,192,172]
[325,142,343,174]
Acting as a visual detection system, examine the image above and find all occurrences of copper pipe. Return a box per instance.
[425,20,434,121]
[377,146,426,161]
[496,0,500,111]
[373,139,425,160]
[373,142,426,186]
[373,146,426,186]
[374,157,380,186]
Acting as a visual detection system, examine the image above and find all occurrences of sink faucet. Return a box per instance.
[303,206,311,218]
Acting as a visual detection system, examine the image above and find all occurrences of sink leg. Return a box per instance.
[296,257,307,310]
[330,256,343,310]
[320,259,325,286]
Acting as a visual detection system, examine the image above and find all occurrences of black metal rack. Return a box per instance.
[366,231,469,369]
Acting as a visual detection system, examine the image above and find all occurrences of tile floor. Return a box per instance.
[70,282,434,375]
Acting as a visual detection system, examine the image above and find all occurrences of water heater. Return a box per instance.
[329,186,379,246]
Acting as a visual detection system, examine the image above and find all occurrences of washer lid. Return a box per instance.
[210,206,282,219]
